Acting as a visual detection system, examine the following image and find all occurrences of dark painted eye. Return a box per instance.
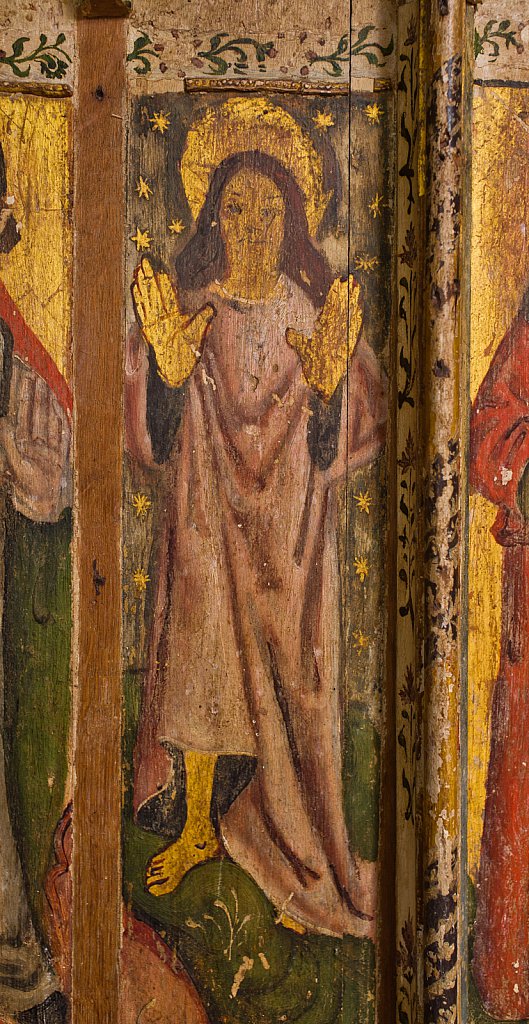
[225,202,242,215]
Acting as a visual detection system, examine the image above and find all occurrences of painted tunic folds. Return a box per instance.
[126,275,386,938]
[0,280,71,1015]
[471,297,529,1019]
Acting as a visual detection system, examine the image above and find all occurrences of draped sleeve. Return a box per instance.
[470,310,529,542]
[325,335,387,484]
[124,324,188,468]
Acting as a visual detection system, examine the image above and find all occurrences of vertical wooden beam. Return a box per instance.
[72,18,125,1024]
[422,0,472,1020]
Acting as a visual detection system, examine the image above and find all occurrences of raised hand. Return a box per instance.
[132,257,215,388]
[287,275,362,402]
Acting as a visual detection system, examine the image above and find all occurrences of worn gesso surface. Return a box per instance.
[127,0,395,88]
[120,0,399,1018]
[3,1,524,1024]
[0,2,75,93]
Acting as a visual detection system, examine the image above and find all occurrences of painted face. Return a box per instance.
[219,169,285,260]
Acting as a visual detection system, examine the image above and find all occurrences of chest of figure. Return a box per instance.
[202,299,305,419]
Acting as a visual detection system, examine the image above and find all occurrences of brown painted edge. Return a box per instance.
[72,18,125,1024]
[75,0,131,17]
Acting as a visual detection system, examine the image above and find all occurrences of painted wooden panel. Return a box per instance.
[0,91,72,1024]
[5,4,520,1024]
[468,82,529,1024]
[121,84,394,1022]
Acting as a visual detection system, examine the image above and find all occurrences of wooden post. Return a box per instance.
[72,17,125,1024]
[422,1,472,1020]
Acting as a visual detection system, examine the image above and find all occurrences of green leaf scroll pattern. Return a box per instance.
[0,34,72,80]
[192,34,277,76]
[126,34,158,76]
[305,26,394,77]
[474,18,524,62]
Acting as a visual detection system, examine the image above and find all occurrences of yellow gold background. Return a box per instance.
[0,95,71,379]
[469,86,529,877]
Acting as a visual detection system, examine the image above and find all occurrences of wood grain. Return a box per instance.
[72,18,125,1024]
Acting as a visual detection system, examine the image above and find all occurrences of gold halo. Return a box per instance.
[180,96,331,237]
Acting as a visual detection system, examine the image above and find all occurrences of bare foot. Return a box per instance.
[146,827,220,896]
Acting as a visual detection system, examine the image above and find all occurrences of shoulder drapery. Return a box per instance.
[471,307,529,543]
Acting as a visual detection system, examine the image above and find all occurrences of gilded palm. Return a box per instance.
[132,257,215,388]
[287,275,362,401]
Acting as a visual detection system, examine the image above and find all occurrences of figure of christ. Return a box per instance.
[126,150,387,940]
[0,144,70,1023]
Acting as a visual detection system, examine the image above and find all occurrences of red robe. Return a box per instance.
[470,306,529,1019]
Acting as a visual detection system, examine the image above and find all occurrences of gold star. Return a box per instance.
[368,193,385,219]
[132,493,152,518]
[136,176,153,200]
[312,110,335,131]
[364,102,384,124]
[149,110,171,134]
[169,218,185,235]
[130,227,152,252]
[354,255,380,272]
[353,630,370,652]
[133,569,150,593]
[354,491,372,514]
[353,557,369,582]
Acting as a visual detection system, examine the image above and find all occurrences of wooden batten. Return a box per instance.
[71,17,125,1024]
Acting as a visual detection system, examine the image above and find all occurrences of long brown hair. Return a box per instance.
[175,150,332,308]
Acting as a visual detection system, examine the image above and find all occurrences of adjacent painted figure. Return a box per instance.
[471,288,529,1019]
[126,136,386,938]
[0,143,70,1023]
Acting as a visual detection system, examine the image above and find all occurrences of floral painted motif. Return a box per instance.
[0,34,72,80]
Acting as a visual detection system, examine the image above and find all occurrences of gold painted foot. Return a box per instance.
[275,911,307,935]
[145,827,220,896]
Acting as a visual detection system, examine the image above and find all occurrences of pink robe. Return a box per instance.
[126,275,387,937]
